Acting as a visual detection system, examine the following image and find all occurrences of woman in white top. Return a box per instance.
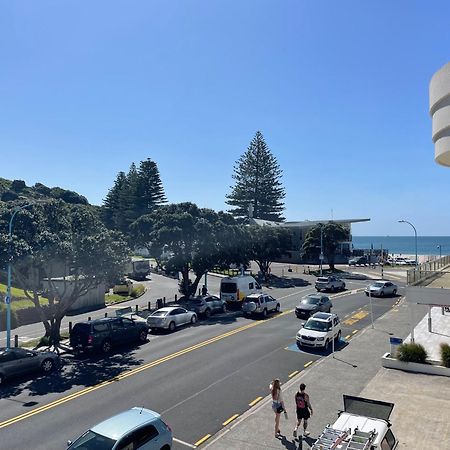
[270,378,285,437]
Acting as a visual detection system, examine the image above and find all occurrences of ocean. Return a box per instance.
[352,236,450,256]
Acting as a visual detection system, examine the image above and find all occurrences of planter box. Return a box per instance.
[382,352,450,377]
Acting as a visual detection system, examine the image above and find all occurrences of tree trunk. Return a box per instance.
[48,316,62,349]
[190,273,204,297]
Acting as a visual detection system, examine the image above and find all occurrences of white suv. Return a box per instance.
[242,294,280,318]
[296,312,341,350]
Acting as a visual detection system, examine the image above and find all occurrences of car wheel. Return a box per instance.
[191,314,197,324]
[160,445,171,450]
[341,283,345,290]
[393,289,397,296]
[41,358,54,373]
[221,305,227,313]
[380,290,385,297]
[262,308,268,318]
[365,292,369,296]
[138,329,148,343]
[275,303,281,312]
[335,331,341,342]
[101,339,112,353]
[168,321,176,332]
[204,308,211,318]
[331,286,336,293]
[324,339,330,351]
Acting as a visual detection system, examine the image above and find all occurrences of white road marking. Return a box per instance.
[174,437,197,448]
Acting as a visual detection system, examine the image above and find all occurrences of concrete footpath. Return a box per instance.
[203,298,450,450]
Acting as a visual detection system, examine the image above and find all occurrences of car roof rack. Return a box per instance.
[312,426,377,450]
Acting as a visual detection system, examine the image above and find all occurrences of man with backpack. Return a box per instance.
[293,383,313,438]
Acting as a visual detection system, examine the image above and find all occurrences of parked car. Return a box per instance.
[242,293,280,317]
[0,347,59,385]
[182,295,227,317]
[315,276,345,292]
[348,256,368,266]
[296,312,341,350]
[147,306,197,332]
[67,407,172,450]
[365,281,398,297]
[295,294,333,319]
[70,317,149,354]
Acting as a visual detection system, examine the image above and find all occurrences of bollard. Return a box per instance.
[14,335,19,347]
[163,296,166,306]
[135,305,139,313]
[69,321,72,334]
[175,294,177,302]
[88,316,91,321]
[105,312,108,318]
[148,301,151,311]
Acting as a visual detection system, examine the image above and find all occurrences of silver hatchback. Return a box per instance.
[68,407,172,450]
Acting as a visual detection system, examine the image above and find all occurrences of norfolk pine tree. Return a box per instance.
[226,131,285,221]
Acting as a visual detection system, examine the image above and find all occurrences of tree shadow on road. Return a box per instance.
[0,343,146,403]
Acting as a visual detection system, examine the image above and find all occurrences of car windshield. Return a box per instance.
[151,311,168,317]
[188,298,204,304]
[372,282,384,288]
[69,430,116,450]
[304,319,329,332]
[301,297,320,305]
[317,277,329,282]
[243,297,258,303]
[221,282,237,293]
[72,323,90,334]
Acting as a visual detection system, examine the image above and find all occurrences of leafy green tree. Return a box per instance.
[249,226,291,280]
[301,222,349,270]
[227,131,285,221]
[0,201,129,350]
[136,203,250,297]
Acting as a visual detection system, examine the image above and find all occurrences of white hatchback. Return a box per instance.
[296,312,341,350]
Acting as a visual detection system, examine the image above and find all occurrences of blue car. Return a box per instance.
[67,407,172,450]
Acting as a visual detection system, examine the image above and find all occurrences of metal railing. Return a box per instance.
[407,255,450,285]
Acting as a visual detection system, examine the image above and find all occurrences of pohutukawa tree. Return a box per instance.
[227,131,285,221]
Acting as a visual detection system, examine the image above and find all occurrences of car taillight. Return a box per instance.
[87,335,94,344]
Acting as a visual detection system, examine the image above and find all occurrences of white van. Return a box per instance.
[220,275,262,304]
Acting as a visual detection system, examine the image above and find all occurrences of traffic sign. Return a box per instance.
[4,294,10,304]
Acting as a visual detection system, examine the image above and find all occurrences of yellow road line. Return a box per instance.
[304,361,313,368]
[345,335,351,340]
[222,414,239,426]
[0,309,296,430]
[288,370,299,378]
[194,434,211,446]
[249,396,263,407]
[352,329,358,334]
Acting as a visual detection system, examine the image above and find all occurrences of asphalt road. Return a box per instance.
[0,274,402,450]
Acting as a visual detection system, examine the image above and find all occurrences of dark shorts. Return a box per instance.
[296,408,310,420]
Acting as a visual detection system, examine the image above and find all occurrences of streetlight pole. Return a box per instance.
[398,220,418,269]
[6,204,33,350]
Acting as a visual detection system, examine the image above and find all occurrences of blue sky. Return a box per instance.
[1,1,450,235]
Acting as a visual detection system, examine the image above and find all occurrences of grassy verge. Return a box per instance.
[21,332,70,349]
[0,283,47,311]
[105,293,133,305]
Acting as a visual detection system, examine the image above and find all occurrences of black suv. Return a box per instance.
[70,317,149,354]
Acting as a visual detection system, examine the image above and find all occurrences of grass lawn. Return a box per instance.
[105,293,133,305]
[0,283,48,311]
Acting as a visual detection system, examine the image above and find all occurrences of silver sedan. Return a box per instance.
[0,347,60,385]
[365,281,398,297]
[147,306,197,332]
